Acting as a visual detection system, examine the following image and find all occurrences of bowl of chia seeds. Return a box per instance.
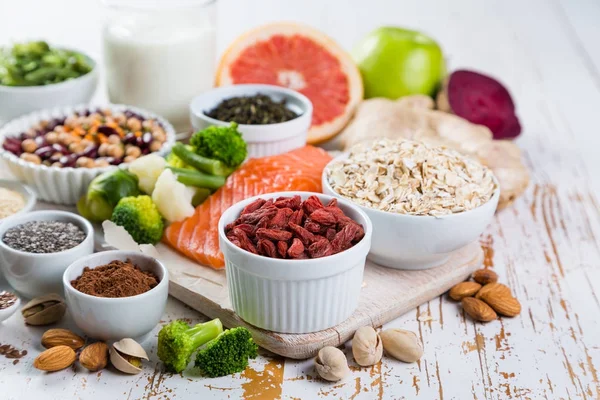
[190,84,313,158]
[0,210,94,298]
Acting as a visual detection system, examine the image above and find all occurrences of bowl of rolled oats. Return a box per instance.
[323,139,499,270]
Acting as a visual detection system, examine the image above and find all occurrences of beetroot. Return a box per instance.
[440,70,521,139]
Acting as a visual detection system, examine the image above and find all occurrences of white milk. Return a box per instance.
[103,8,216,131]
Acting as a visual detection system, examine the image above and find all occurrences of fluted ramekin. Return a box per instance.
[190,84,312,158]
[0,104,176,205]
[218,191,372,334]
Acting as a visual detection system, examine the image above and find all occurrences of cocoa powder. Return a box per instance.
[71,259,158,298]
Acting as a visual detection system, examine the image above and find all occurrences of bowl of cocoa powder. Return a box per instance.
[62,250,168,341]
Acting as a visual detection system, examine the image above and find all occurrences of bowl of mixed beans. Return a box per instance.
[0,104,176,204]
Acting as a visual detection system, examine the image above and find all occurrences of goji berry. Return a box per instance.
[310,208,337,226]
[256,228,293,241]
[277,241,289,258]
[288,222,316,245]
[308,238,334,258]
[287,238,305,258]
[268,208,294,229]
[241,198,266,215]
[303,195,324,214]
[289,209,305,226]
[274,195,301,210]
[258,239,278,258]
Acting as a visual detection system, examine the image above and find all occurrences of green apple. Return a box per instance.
[352,27,445,99]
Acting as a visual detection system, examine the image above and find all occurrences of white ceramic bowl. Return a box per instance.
[0,210,94,298]
[322,159,500,270]
[0,104,176,205]
[0,179,36,222]
[219,191,372,334]
[0,52,98,123]
[190,84,312,158]
[63,250,169,341]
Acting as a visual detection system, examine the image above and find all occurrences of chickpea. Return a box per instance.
[20,153,41,165]
[149,140,163,153]
[113,113,127,125]
[126,117,142,132]
[142,120,155,131]
[58,132,75,146]
[98,143,110,157]
[76,156,95,168]
[108,134,121,145]
[25,128,37,138]
[64,115,78,128]
[107,144,124,159]
[51,162,63,168]
[125,146,142,158]
[94,159,110,168]
[53,125,66,134]
[21,138,38,153]
[39,120,49,129]
[101,108,112,116]
[90,112,103,121]
[123,155,137,164]
[80,139,94,148]
[45,132,59,145]
[152,128,166,142]
[69,142,87,154]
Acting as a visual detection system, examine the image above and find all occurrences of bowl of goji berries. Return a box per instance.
[219,191,373,334]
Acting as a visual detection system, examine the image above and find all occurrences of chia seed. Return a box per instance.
[2,221,86,253]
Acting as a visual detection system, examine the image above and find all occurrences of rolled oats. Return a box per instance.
[326,139,497,216]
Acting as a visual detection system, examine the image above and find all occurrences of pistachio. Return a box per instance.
[21,293,66,326]
[352,326,383,367]
[110,338,148,374]
[315,346,349,382]
[380,329,423,363]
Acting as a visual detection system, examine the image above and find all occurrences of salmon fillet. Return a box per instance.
[163,146,333,268]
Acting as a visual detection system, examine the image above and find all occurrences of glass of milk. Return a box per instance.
[102,0,217,131]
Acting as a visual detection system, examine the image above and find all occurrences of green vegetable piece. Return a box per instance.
[158,319,224,373]
[111,195,164,245]
[166,149,195,170]
[167,166,226,190]
[194,327,259,378]
[171,143,233,177]
[192,188,211,207]
[77,169,140,222]
[189,123,248,169]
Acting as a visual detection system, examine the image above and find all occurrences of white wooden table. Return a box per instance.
[1,0,600,398]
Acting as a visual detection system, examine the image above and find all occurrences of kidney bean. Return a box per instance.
[3,140,22,155]
[34,136,48,148]
[59,154,78,167]
[51,143,68,154]
[97,125,118,137]
[35,146,54,159]
[123,132,137,144]
[81,145,98,158]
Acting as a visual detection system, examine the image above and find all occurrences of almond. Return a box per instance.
[80,342,109,372]
[41,329,85,350]
[472,269,498,285]
[479,291,522,317]
[449,282,482,301]
[475,282,511,300]
[34,345,76,372]
[462,297,497,322]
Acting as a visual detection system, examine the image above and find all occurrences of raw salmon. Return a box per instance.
[163,146,333,268]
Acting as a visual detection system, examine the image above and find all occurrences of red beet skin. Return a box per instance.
[446,70,522,139]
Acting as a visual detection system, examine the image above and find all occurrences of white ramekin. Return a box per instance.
[0,51,98,123]
[190,84,312,158]
[0,104,176,205]
[63,250,169,342]
[218,191,372,334]
[0,210,94,298]
[322,156,500,270]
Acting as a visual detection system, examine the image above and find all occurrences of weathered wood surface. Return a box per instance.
[165,242,483,359]
[1,0,600,398]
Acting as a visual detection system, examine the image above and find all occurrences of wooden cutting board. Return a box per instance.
[160,241,483,360]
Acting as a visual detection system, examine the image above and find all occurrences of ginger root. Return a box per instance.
[338,97,529,209]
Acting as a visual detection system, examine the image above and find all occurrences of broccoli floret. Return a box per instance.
[190,123,247,169]
[110,195,164,244]
[158,319,223,373]
[194,327,258,377]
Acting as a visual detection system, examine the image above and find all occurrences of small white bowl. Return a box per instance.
[0,293,20,322]
[63,250,169,341]
[322,158,499,270]
[219,191,372,334]
[0,210,94,298]
[0,104,176,205]
[0,52,98,123]
[190,84,312,158]
[0,179,36,221]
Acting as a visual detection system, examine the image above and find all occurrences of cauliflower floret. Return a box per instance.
[152,169,195,222]
[128,154,166,194]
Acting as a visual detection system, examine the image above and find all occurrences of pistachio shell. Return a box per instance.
[110,338,148,375]
[112,338,148,360]
[21,293,66,326]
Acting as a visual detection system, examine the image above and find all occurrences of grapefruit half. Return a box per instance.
[216,22,363,144]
